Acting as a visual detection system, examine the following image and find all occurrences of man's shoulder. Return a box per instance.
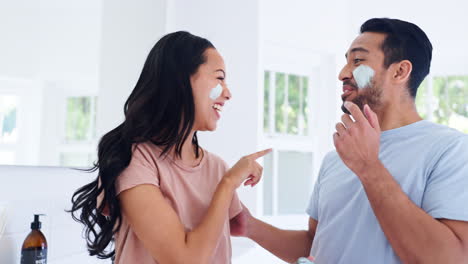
[322,150,340,164]
[398,122,468,170]
[419,120,465,136]
[420,121,468,150]
[388,121,467,154]
[319,150,347,177]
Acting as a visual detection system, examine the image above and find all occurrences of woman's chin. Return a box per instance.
[207,123,218,131]
[198,123,218,132]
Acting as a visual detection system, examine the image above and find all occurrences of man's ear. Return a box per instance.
[392,60,412,84]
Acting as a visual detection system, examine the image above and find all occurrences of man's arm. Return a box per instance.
[335,102,468,263]
[360,161,468,263]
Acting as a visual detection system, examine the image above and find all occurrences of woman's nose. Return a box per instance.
[222,85,232,100]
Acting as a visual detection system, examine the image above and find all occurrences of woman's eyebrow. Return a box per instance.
[215,69,226,77]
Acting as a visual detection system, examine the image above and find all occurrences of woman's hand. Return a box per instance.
[295,256,316,264]
[230,202,253,237]
[223,148,272,189]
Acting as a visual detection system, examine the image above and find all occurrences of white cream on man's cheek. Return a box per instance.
[209,83,223,100]
[353,65,375,89]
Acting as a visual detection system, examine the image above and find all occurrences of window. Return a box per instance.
[264,71,309,136]
[58,96,98,167]
[0,95,18,144]
[0,80,99,166]
[0,95,18,165]
[262,70,315,216]
[65,96,97,142]
[416,75,468,133]
[263,150,314,215]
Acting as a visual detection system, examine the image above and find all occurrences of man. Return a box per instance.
[231,18,468,263]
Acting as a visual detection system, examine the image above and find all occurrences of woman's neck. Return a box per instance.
[178,131,203,167]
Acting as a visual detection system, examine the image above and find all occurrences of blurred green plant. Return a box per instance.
[416,76,468,133]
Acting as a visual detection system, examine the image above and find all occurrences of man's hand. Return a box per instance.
[333,102,381,177]
[230,203,253,237]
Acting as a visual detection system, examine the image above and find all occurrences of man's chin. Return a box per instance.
[341,99,365,115]
[341,104,351,115]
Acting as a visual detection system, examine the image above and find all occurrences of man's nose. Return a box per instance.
[338,64,353,82]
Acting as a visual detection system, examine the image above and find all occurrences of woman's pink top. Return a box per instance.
[113,142,242,263]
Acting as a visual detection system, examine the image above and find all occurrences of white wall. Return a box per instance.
[0,0,41,79]
[37,0,103,82]
[260,0,351,52]
[96,0,167,137]
[0,0,102,86]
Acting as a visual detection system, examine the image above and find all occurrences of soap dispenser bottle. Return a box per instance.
[20,214,47,264]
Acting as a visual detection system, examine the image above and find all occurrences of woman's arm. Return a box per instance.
[231,204,316,263]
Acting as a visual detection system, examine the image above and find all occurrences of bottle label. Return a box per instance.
[21,247,47,264]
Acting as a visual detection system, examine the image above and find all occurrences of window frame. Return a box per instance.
[0,77,42,165]
[57,92,98,167]
[259,45,328,216]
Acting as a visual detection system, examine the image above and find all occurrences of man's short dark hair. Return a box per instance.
[360,18,433,98]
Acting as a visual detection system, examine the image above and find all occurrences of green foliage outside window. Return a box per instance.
[275,72,286,133]
[264,71,310,136]
[264,72,270,133]
[416,76,468,133]
[65,96,96,141]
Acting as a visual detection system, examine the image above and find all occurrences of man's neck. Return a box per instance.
[376,101,423,131]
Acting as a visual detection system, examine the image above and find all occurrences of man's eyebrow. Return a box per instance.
[345,47,370,58]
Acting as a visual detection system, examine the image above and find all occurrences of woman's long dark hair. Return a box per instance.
[69,31,214,259]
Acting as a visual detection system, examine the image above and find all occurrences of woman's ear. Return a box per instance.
[392,60,412,84]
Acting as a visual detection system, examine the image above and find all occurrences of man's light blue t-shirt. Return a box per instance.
[306,120,468,263]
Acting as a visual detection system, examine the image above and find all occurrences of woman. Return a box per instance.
[70,31,270,263]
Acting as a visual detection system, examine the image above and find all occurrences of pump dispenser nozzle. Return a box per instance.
[31,214,44,230]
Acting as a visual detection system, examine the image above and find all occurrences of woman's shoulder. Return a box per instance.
[130,142,168,168]
[203,149,229,170]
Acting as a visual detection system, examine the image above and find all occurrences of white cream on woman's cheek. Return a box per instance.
[353,65,375,89]
[209,83,223,100]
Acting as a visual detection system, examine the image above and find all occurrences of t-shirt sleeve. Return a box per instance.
[306,154,329,221]
[115,144,160,196]
[422,135,468,221]
[306,151,333,221]
[229,191,243,219]
[306,176,320,221]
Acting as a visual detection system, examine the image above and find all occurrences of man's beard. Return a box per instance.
[341,84,382,115]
